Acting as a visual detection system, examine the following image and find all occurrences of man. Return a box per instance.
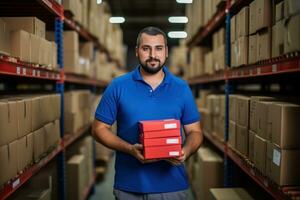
[92,26,203,200]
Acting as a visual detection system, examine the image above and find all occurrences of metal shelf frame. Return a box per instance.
[188,0,300,199]
[0,1,108,199]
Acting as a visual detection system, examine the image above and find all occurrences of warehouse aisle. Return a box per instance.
[89,156,115,200]
[89,154,195,200]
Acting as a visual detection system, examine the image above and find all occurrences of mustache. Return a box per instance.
[146,58,160,63]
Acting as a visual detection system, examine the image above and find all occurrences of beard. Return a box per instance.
[138,56,166,74]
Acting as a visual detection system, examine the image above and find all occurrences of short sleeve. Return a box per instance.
[94,80,118,125]
[181,84,201,125]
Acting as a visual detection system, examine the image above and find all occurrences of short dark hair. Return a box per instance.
[136,26,168,47]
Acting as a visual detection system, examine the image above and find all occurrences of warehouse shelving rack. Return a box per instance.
[0,1,112,199]
[187,0,300,199]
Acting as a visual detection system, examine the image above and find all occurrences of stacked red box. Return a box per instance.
[139,119,182,159]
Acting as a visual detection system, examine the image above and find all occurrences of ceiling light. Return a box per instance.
[109,17,125,23]
[168,31,187,39]
[168,16,188,23]
[97,0,102,4]
[176,0,193,3]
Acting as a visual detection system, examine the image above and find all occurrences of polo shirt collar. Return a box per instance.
[132,65,172,85]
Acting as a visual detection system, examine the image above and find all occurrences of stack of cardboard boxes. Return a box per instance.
[0,17,57,69]
[64,90,92,134]
[139,119,182,159]
[67,136,94,200]
[0,94,61,187]
[63,1,125,67]
[229,94,300,186]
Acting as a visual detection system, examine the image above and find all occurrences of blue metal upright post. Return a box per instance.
[55,17,66,200]
[224,0,234,187]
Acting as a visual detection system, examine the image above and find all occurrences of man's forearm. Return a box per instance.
[92,126,133,155]
[183,130,203,158]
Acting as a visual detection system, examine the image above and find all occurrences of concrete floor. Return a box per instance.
[89,155,195,200]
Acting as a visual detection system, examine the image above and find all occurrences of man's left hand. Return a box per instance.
[164,148,187,166]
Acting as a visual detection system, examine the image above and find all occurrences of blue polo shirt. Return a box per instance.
[95,66,200,193]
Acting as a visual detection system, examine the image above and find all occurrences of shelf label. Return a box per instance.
[12,178,20,188]
[37,70,40,77]
[257,67,261,74]
[46,72,49,78]
[22,68,26,75]
[16,66,20,74]
[272,64,277,73]
[273,149,281,166]
[32,69,36,76]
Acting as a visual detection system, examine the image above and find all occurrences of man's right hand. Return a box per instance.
[129,144,159,164]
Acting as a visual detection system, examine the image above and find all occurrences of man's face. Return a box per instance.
[136,33,168,74]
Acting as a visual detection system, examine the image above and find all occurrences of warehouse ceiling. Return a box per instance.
[105,0,186,47]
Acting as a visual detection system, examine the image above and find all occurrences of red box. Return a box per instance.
[139,119,180,132]
[141,129,180,139]
[144,145,182,159]
[141,136,181,147]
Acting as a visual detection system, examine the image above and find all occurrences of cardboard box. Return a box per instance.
[270,144,300,185]
[31,96,44,131]
[249,96,274,133]
[4,17,45,38]
[10,30,31,63]
[236,96,250,127]
[30,33,41,64]
[236,125,248,156]
[139,119,180,132]
[256,101,273,139]
[231,41,238,67]
[204,51,214,74]
[0,141,18,186]
[256,0,272,31]
[0,18,10,55]
[272,20,285,57]
[254,134,267,174]
[64,50,79,73]
[16,98,32,138]
[229,120,236,149]
[237,7,249,37]
[64,112,83,134]
[257,29,271,61]
[0,100,18,146]
[267,102,300,149]
[64,31,79,51]
[266,140,273,179]
[141,137,181,147]
[248,34,257,64]
[38,38,48,66]
[17,133,33,172]
[229,95,237,121]
[238,36,248,66]
[44,120,60,152]
[67,155,85,200]
[248,130,255,163]
[80,42,93,60]
[249,0,257,34]
[276,2,285,22]
[144,145,182,159]
[284,13,300,54]
[284,0,300,18]
[194,147,223,200]
[209,188,254,200]
[33,127,46,162]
